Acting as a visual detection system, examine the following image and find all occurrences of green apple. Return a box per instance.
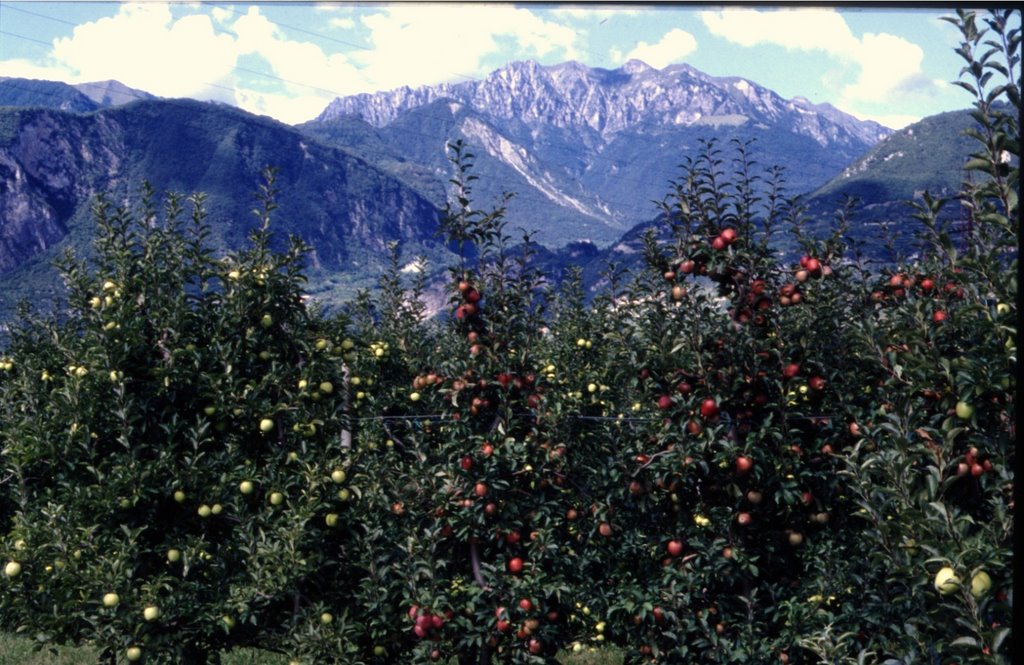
[4,561,21,577]
[409,391,421,402]
[126,646,142,662]
[143,605,161,621]
[330,469,346,484]
[166,549,181,563]
[222,615,236,630]
[203,405,217,416]
[320,612,333,624]
[269,492,285,506]
[173,490,186,503]
[996,302,1010,315]
[955,401,975,420]
[210,503,223,515]
[197,504,212,518]
[259,418,275,433]
[934,566,961,595]
[239,480,254,495]
[325,513,340,527]
[372,646,386,657]
[971,570,992,598]
[337,488,351,502]
[319,381,334,394]
[260,314,273,328]
[14,539,27,551]
[102,592,120,607]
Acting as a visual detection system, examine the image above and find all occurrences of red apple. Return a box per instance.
[735,456,753,475]
[667,539,684,557]
[699,398,719,419]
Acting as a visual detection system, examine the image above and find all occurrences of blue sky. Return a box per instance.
[0,3,1005,128]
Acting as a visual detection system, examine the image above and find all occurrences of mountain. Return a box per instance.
[798,107,983,259]
[0,78,100,113]
[557,106,986,287]
[301,59,892,248]
[0,98,446,319]
[73,80,156,106]
[0,78,156,111]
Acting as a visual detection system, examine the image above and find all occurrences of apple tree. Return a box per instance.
[0,175,371,664]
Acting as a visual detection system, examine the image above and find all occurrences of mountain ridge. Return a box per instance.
[304,58,892,247]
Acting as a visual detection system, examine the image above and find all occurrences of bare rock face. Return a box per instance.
[310,60,891,247]
[0,110,121,272]
[0,100,442,286]
[318,59,889,148]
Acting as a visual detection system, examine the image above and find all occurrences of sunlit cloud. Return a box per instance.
[698,7,948,125]
[624,28,697,69]
[353,5,580,89]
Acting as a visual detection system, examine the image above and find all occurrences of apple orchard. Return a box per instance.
[0,9,1017,665]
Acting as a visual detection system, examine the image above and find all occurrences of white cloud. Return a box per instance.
[353,6,580,90]
[700,7,860,55]
[0,58,75,82]
[625,28,697,69]
[49,3,238,100]
[842,31,925,103]
[700,8,946,115]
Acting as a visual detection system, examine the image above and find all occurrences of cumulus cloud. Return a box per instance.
[353,5,581,90]
[625,28,697,69]
[50,3,237,101]
[700,7,859,55]
[699,7,947,118]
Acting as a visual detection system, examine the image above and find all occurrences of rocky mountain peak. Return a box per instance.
[316,59,890,147]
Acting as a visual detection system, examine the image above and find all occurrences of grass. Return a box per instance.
[0,632,623,665]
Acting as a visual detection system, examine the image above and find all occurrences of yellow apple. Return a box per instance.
[971,570,992,598]
[4,561,21,577]
[934,566,961,595]
[126,646,142,662]
[143,605,160,621]
[259,418,275,433]
[102,592,120,607]
[330,469,346,484]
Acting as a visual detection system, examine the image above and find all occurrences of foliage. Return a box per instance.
[1,9,1016,665]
